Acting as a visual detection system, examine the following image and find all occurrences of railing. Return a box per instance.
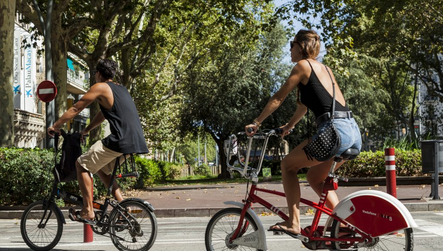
[67,70,87,90]
[14,109,45,148]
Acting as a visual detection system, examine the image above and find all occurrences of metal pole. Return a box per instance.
[432,142,440,200]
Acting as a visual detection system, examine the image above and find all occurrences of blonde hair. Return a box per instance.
[295,30,321,59]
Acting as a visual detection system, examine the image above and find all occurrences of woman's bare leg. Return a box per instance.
[273,140,320,234]
[306,160,345,209]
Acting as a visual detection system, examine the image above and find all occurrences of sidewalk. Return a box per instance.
[1,181,442,219]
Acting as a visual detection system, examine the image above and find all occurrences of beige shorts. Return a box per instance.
[77,140,124,175]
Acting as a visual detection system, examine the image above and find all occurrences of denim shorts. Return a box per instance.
[316,117,362,157]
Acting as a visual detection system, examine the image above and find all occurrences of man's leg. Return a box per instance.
[96,170,124,202]
[75,160,95,219]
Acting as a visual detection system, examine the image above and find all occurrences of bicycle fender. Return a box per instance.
[54,205,66,224]
[333,190,418,237]
[120,198,155,212]
[223,201,267,251]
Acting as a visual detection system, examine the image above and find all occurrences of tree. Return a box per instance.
[274,0,441,143]
[180,22,292,178]
[0,0,16,147]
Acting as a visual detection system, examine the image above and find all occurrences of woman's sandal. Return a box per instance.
[268,223,300,239]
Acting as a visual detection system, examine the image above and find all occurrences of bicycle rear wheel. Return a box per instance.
[205,207,259,251]
[20,200,63,251]
[331,219,414,251]
[109,200,157,251]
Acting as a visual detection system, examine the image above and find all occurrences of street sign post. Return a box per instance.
[37,80,57,102]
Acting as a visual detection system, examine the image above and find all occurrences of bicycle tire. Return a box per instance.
[20,200,63,251]
[205,207,259,251]
[331,219,414,251]
[109,200,157,251]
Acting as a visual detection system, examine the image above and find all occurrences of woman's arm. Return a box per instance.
[246,62,308,134]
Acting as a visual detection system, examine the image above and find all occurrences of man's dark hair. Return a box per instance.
[96,59,118,79]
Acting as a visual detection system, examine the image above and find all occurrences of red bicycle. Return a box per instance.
[205,129,417,250]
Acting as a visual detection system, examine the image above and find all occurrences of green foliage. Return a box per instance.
[337,150,422,177]
[0,147,54,205]
[134,156,184,186]
[0,147,139,206]
[382,137,420,151]
[194,164,212,177]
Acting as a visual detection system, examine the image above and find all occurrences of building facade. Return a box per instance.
[13,18,89,148]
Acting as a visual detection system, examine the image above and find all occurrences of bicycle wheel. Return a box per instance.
[205,207,259,251]
[109,200,157,251]
[20,200,63,251]
[331,219,414,251]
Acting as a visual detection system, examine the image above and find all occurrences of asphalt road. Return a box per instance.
[1,211,443,250]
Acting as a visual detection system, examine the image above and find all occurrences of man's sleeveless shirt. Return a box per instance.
[100,82,149,154]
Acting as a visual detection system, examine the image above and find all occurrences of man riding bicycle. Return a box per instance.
[48,59,148,224]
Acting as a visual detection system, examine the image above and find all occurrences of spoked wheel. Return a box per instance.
[109,200,157,251]
[205,208,259,251]
[20,200,63,251]
[331,219,414,251]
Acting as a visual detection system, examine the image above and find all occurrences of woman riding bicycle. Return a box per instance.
[245,29,362,237]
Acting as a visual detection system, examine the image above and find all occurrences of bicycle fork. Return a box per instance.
[224,201,268,250]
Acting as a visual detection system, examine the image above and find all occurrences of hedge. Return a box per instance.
[0,147,136,206]
[336,149,422,177]
[0,147,423,206]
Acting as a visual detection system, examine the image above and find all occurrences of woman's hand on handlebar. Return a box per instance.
[279,124,293,138]
[245,123,258,136]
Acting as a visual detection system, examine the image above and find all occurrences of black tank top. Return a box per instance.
[298,60,349,118]
[100,82,149,154]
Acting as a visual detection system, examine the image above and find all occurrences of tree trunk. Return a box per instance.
[216,139,230,178]
[0,0,16,147]
[50,16,67,120]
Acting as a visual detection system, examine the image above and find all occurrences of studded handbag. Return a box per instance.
[303,66,341,161]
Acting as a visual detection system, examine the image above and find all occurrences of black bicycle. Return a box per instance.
[20,132,158,251]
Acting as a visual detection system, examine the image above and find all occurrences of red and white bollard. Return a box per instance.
[84,176,93,242]
[385,148,397,198]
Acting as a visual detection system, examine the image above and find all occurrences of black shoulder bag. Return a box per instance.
[302,66,341,161]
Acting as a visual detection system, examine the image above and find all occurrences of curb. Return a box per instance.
[2,201,443,220]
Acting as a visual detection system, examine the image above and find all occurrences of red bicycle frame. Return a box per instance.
[230,176,370,247]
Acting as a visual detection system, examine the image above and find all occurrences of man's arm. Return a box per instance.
[48,83,107,135]
[82,111,105,135]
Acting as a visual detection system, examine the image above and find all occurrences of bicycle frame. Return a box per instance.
[230,178,372,247]
[42,152,139,227]
[222,130,415,250]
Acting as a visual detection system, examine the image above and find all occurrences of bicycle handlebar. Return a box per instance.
[226,128,284,182]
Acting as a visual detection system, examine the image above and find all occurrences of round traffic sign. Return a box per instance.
[37,80,57,102]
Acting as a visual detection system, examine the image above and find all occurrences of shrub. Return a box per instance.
[0,147,138,206]
[336,149,422,177]
[194,164,212,177]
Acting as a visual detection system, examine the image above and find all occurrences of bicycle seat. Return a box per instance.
[334,147,360,162]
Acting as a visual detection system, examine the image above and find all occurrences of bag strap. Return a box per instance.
[324,65,336,120]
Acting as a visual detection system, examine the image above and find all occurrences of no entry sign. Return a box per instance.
[37,80,57,102]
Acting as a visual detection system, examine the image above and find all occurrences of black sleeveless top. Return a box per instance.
[298,60,349,118]
[100,82,149,154]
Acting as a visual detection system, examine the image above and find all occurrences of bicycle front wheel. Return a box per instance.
[205,207,259,251]
[109,200,157,251]
[331,219,414,251]
[20,200,63,251]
